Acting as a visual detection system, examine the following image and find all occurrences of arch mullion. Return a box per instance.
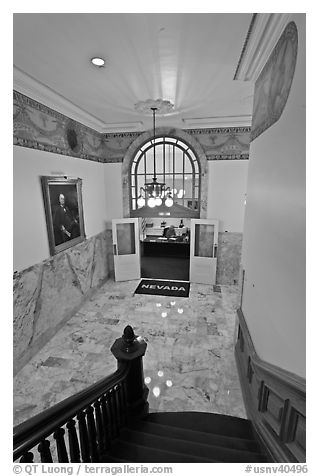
[163,137,166,187]
[143,152,147,191]
[182,151,185,208]
[173,145,175,199]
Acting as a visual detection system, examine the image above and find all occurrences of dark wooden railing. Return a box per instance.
[235,308,306,463]
[14,325,149,463]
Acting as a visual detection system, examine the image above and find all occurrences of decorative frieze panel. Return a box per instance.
[106,127,251,162]
[13,91,251,163]
[235,308,306,462]
[251,22,298,141]
[104,132,140,162]
[186,127,250,160]
[13,91,106,162]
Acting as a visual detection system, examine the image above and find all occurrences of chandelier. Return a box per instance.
[136,107,173,209]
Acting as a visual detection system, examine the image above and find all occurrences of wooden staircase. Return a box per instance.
[104,412,268,463]
[13,325,270,464]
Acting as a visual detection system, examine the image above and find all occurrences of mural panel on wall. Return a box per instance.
[14,91,251,163]
[13,91,106,162]
[186,127,250,160]
[251,21,298,141]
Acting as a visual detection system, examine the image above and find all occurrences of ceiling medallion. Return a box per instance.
[134,98,174,115]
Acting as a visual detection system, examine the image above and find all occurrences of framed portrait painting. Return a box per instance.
[41,176,86,255]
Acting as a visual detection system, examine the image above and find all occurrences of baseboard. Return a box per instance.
[235,308,306,463]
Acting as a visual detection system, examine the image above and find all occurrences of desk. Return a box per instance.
[142,237,190,258]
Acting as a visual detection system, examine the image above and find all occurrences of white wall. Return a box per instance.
[103,163,124,223]
[207,160,249,232]
[13,146,108,271]
[241,14,306,377]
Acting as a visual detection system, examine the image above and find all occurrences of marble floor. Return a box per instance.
[13,279,246,427]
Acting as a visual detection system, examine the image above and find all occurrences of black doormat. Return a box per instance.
[134,279,190,297]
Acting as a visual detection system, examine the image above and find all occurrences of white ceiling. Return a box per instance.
[13,13,256,132]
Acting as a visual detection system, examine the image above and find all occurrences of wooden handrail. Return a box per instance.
[14,324,149,463]
[14,362,130,460]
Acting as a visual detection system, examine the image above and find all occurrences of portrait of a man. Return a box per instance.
[41,176,85,255]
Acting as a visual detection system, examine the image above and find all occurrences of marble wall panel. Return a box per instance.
[216,232,243,285]
[13,230,113,375]
[13,264,43,361]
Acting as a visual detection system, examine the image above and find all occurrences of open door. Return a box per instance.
[112,218,140,281]
[190,219,219,284]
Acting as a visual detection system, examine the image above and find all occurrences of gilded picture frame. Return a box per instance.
[41,176,86,256]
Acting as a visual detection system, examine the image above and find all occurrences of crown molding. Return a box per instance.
[101,122,144,133]
[182,115,252,128]
[13,66,107,132]
[234,13,292,81]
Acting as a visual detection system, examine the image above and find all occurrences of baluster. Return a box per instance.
[114,385,122,429]
[67,418,81,463]
[38,439,53,462]
[94,400,104,457]
[77,410,91,462]
[108,388,117,437]
[20,452,34,463]
[116,384,123,426]
[53,427,69,463]
[119,382,127,425]
[86,405,99,462]
[105,391,114,438]
[100,394,111,450]
[122,380,129,424]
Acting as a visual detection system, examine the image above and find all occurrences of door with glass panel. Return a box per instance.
[112,218,140,281]
[190,219,219,284]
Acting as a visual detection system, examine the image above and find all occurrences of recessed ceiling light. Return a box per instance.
[91,57,105,67]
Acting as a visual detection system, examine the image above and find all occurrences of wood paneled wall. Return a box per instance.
[235,308,306,462]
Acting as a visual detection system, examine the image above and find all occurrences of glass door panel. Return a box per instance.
[112,218,140,281]
[190,219,219,284]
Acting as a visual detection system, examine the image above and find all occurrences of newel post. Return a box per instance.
[111,325,149,419]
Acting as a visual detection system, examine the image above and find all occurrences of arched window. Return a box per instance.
[130,136,200,217]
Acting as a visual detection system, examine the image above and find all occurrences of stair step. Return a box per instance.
[105,439,218,463]
[118,428,267,463]
[127,419,261,453]
[145,411,254,439]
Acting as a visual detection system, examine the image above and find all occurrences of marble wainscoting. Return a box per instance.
[14,279,246,427]
[216,232,243,285]
[13,229,114,375]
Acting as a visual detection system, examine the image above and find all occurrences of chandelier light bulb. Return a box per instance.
[148,196,156,208]
[155,196,162,206]
[165,195,173,207]
[137,196,145,207]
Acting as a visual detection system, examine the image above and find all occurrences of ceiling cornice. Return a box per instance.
[13,66,108,132]
[182,115,252,128]
[234,13,292,81]
[102,122,144,133]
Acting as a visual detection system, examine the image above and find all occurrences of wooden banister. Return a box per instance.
[14,325,148,463]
